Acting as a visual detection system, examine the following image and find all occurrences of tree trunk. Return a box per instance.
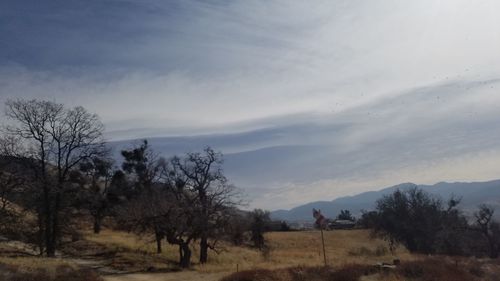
[489,238,499,259]
[199,234,208,263]
[199,190,209,264]
[37,209,45,256]
[155,229,163,254]
[179,243,191,268]
[48,190,61,257]
[491,250,499,259]
[43,186,55,257]
[93,215,102,234]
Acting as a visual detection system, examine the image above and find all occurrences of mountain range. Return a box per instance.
[270,180,500,222]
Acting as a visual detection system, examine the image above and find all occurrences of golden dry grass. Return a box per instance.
[0,256,77,271]
[3,229,500,281]
[80,230,178,272]
[193,230,414,273]
[0,256,93,281]
[265,230,414,267]
[84,229,414,273]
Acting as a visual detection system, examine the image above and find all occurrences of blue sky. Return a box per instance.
[2,0,500,209]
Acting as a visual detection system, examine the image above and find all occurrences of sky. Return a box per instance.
[1,0,500,210]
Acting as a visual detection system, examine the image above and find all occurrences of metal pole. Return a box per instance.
[320,228,327,266]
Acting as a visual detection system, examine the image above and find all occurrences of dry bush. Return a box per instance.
[395,259,476,281]
[221,258,496,281]
[348,245,388,257]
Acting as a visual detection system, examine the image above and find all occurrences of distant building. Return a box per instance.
[328,219,356,230]
[288,221,315,230]
[286,218,356,231]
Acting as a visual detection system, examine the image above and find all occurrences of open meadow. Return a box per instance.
[85,228,412,273]
[2,228,500,281]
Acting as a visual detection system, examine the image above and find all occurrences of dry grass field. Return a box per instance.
[0,256,103,281]
[80,229,500,281]
[83,229,412,273]
[2,228,500,281]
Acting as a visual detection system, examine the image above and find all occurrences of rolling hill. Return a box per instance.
[271,180,500,221]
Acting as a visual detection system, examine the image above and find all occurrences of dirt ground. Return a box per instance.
[103,271,229,281]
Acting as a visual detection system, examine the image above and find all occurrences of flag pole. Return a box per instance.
[313,208,328,267]
[320,227,327,266]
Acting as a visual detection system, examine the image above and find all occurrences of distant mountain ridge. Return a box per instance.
[270,180,500,222]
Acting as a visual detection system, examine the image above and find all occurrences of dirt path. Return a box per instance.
[103,271,229,281]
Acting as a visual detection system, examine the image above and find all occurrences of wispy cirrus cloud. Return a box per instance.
[1,0,500,209]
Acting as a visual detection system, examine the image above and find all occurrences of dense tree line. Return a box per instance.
[359,187,500,258]
[336,209,355,221]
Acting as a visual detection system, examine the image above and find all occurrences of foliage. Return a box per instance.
[337,209,355,221]
[224,210,251,245]
[371,187,500,258]
[249,209,271,250]
[373,187,445,253]
[280,221,291,231]
[77,155,115,234]
[357,210,379,229]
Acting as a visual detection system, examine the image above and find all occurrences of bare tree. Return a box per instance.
[171,147,240,264]
[4,99,105,256]
[117,180,199,268]
[0,157,24,235]
[162,188,199,268]
[475,205,500,258]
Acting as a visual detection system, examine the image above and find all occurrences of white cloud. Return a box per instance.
[2,0,500,209]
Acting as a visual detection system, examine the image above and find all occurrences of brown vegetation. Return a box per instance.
[0,257,102,281]
[83,229,412,273]
[221,258,500,281]
[2,227,500,281]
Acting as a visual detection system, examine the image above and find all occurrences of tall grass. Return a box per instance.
[82,229,412,273]
[80,230,415,273]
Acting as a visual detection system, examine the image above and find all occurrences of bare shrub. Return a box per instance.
[348,245,388,257]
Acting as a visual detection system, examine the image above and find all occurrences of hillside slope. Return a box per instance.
[271,180,500,221]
